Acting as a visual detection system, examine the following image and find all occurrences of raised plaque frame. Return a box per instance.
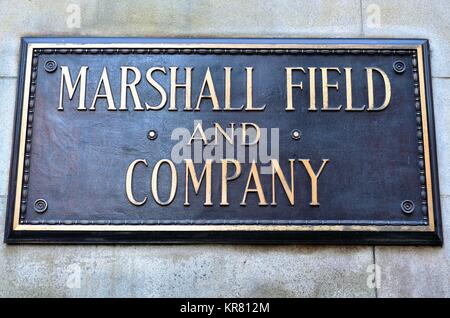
[4,38,443,245]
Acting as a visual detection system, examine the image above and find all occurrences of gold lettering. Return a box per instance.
[169,67,192,111]
[224,67,244,111]
[321,67,342,111]
[145,67,167,110]
[120,66,143,111]
[90,67,116,111]
[195,67,220,111]
[241,162,268,206]
[345,67,364,111]
[220,159,241,206]
[271,159,295,206]
[245,67,266,111]
[299,159,329,206]
[308,67,317,111]
[184,159,213,206]
[59,66,88,111]
[285,67,305,111]
[241,123,261,146]
[151,159,177,206]
[125,159,148,206]
[214,123,235,145]
[366,67,392,111]
[188,122,208,145]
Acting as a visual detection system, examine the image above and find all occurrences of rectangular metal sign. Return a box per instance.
[4,38,442,244]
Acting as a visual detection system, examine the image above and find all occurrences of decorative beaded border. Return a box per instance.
[19,47,428,227]
[36,47,414,55]
[411,52,429,223]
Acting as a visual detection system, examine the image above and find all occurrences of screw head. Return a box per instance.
[34,199,48,214]
[291,129,301,140]
[401,200,415,214]
[44,60,57,73]
[393,60,406,74]
[147,130,158,140]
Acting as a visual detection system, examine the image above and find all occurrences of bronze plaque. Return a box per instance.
[4,38,442,244]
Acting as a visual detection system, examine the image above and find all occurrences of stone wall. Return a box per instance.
[0,0,448,297]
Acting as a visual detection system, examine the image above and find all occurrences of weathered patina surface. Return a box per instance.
[4,38,442,244]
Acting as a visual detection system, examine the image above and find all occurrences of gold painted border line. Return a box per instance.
[13,45,34,230]
[14,224,433,232]
[12,42,435,233]
[417,46,435,231]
